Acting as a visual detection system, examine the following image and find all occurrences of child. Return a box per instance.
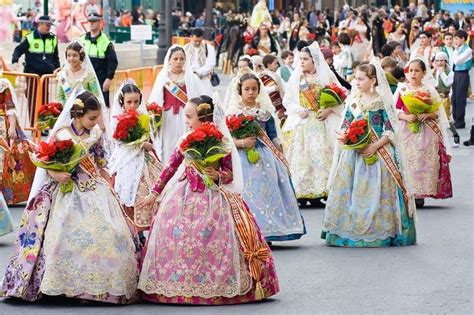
[109,80,163,236]
[277,50,294,84]
[381,56,399,93]
[433,52,460,146]
[337,33,354,80]
[261,54,287,123]
[394,58,453,208]
[434,33,454,66]
[1,91,139,303]
[321,47,352,90]
[322,63,416,247]
[136,95,279,304]
[391,66,406,84]
[283,42,343,207]
[451,30,472,129]
[0,78,35,206]
[227,73,305,241]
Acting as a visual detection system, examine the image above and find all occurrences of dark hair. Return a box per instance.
[281,50,294,60]
[168,46,185,61]
[419,31,432,39]
[296,40,309,51]
[337,33,351,46]
[443,32,453,39]
[119,83,142,106]
[391,66,406,81]
[262,54,278,68]
[454,29,468,40]
[408,59,427,72]
[65,41,86,61]
[237,73,260,95]
[352,60,362,69]
[238,57,253,70]
[191,28,204,37]
[189,95,214,122]
[356,64,378,85]
[380,44,394,57]
[70,91,100,118]
[387,40,401,49]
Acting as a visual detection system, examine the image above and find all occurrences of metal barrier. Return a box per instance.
[2,71,42,142]
[4,65,170,143]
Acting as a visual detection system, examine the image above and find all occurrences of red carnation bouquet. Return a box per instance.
[38,102,62,130]
[226,114,260,164]
[30,139,87,192]
[247,48,259,56]
[146,102,163,132]
[243,32,254,44]
[113,107,150,145]
[180,122,228,187]
[318,83,347,118]
[340,118,377,165]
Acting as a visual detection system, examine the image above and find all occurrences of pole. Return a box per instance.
[43,0,48,16]
[157,0,168,63]
[203,0,214,40]
[103,0,110,36]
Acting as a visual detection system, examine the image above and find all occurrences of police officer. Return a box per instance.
[11,15,60,76]
[80,13,118,107]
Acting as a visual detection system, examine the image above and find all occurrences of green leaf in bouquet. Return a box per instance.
[319,89,342,109]
[247,148,260,164]
[125,114,150,146]
[59,181,74,193]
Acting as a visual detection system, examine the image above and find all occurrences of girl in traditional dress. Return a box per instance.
[351,15,371,62]
[226,73,305,242]
[136,95,279,304]
[0,78,35,206]
[282,42,343,207]
[393,58,453,208]
[148,45,203,163]
[55,41,103,106]
[248,22,280,57]
[109,80,162,234]
[322,62,417,247]
[1,90,139,304]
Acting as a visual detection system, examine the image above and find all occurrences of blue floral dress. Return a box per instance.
[321,96,416,247]
[236,108,306,242]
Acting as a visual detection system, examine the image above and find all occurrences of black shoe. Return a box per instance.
[454,122,466,129]
[463,126,474,146]
[298,199,309,208]
[454,135,460,144]
[415,198,425,208]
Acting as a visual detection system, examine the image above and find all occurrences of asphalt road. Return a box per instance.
[0,76,472,314]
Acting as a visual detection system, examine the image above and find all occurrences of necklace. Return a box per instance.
[71,121,89,136]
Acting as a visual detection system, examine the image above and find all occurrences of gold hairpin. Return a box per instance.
[74,99,84,108]
[197,103,211,112]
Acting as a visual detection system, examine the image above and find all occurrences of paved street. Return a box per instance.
[0,75,472,314]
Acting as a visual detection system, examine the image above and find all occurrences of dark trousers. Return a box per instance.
[451,70,470,124]
[102,90,110,108]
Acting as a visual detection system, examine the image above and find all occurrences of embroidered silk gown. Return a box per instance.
[394,83,452,199]
[322,95,416,247]
[139,141,279,305]
[1,126,139,304]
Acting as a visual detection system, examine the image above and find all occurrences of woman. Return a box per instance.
[148,45,203,162]
[322,62,417,247]
[351,15,371,62]
[249,22,280,57]
[393,58,452,207]
[137,95,279,304]
[282,42,343,206]
[1,90,139,303]
[0,78,35,206]
[387,22,408,52]
[55,41,103,106]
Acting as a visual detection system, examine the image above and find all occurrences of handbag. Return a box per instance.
[210,71,220,87]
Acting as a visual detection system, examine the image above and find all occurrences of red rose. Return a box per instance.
[36,141,57,161]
